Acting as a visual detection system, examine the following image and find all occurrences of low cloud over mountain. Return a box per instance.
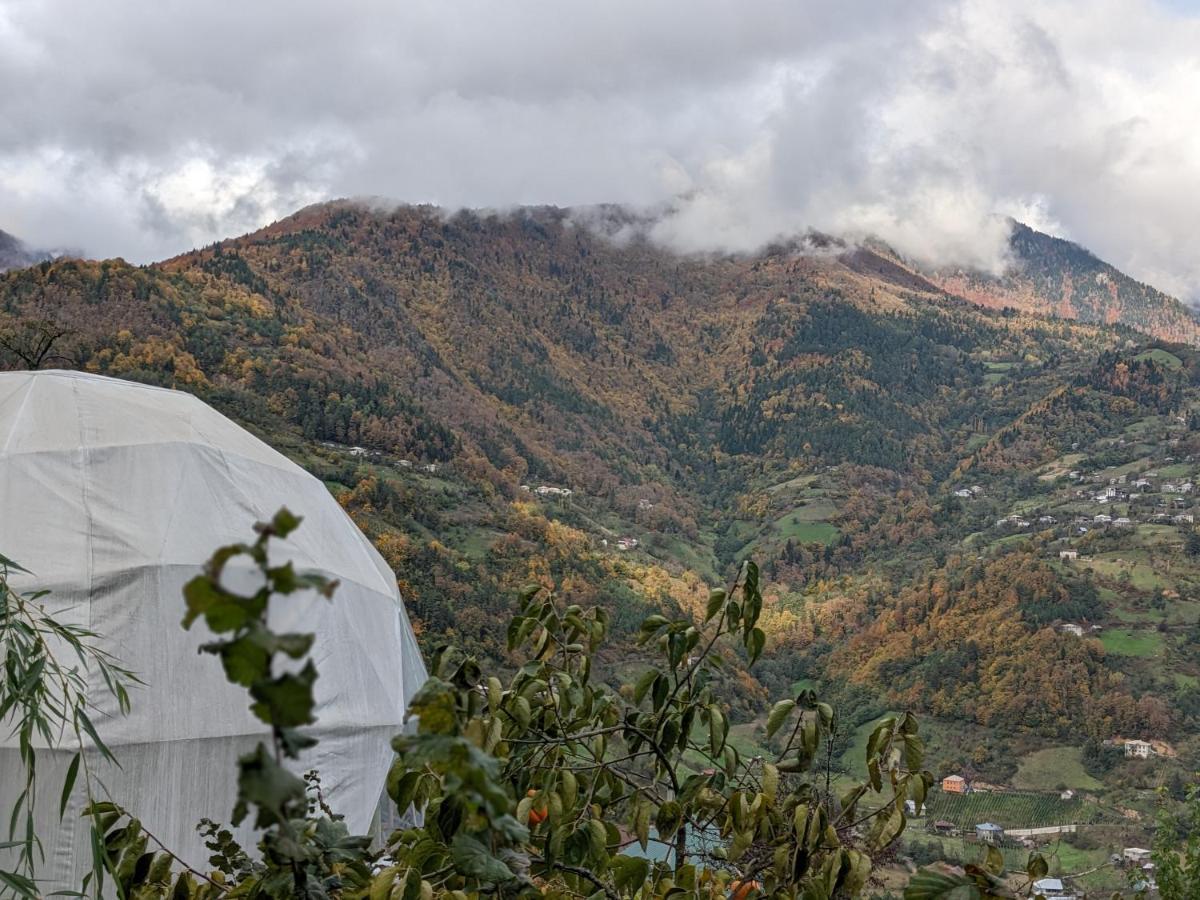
[1,0,1198,300]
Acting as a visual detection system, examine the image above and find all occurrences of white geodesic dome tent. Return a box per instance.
[0,370,427,889]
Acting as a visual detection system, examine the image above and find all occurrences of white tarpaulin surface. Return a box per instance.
[0,370,427,890]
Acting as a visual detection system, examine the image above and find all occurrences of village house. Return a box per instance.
[954,488,972,498]
[1032,878,1065,898]
[1124,739,1154,759]
[422,462,439,473]
[398,459,413,468]
[637,498,654,510]
[1038,515,1056,524]
[1058,549,1078,561]
[941,774,967,793]
[1060,623,1085,637]
[615,537,639,551]
[1175,513,1194,525]
[932,820,956,834]
[1163,482,1179,493]
[1094,514,1112,525]
[975,823,1005,844]
[1113,517,1132,528]
[1123,848,1153,864]
[1182,482,1195,493]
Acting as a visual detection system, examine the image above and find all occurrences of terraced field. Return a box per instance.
[922,790,1107,830]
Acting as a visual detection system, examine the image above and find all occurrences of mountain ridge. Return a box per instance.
[4,200,1200,840]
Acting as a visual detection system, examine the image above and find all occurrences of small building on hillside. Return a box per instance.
[1124,739,1154,759]
[1060,623,1085,637]
[1123,847,1153,864]
[932,820,956,834]
[1113,517,1132,528]
[1094,514,1112,525]
[1033,878,1065,897]
[1175,513,1195,525]
[975,822,1005,844]
[1059,549,1078,561]
[941,774,968,793]
[954,489,972,499]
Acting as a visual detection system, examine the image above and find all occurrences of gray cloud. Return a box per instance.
[1,0,1198,299]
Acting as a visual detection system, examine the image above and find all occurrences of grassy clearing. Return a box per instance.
[774,515,840,545]
[789,677,819,695]
[1037,453,1086,481]
[1134,348,1183,369]
[791,499,838,521]
[765,474,819,494]
[1012,747,1102,792]
[1099,628,1165,658]
[1080,557,1167,591]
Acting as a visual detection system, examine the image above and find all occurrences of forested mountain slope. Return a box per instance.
[2,201,1198,809]
[928,221,1200,343]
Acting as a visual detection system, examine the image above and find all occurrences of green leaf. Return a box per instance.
[267,507,303,538]
[59,752,80,819]
[1026,852,1049,880]
[232,743,307,829]
[655,800,682,839]
[868,801,905,852]
[746,627,766,664]
[449,833,516,885]
[248,661,318,728]
[903,868,982,900]
[0,869,38,897]
[611,855,650,893]
[704,589,726,622]
[75,709,117,764]
[983,844,1004,876]
[766,699,795,738]
[761,763,780,803]
[408,678,459,735]
[633,669,657,705]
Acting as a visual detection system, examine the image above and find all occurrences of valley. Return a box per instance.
[2,202,1199,893]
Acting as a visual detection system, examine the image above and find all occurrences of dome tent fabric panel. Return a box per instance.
[0,370,427,890]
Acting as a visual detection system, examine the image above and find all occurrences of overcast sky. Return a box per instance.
[2,0,1199,299]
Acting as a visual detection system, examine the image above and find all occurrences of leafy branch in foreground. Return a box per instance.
[0,551,139,898]
[383,560,935,898]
